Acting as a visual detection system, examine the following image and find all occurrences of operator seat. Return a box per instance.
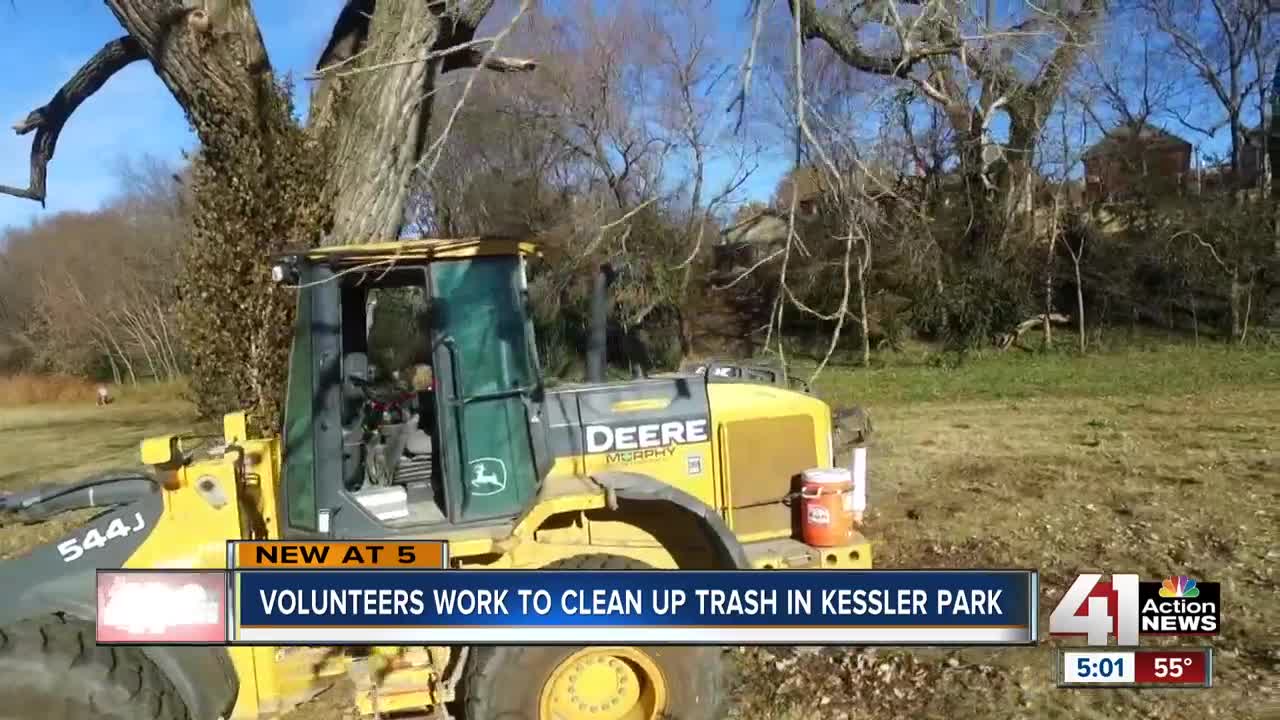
[404,363,435,457]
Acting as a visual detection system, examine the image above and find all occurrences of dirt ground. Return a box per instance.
[729,386,1279,720]
[0,349,1276,719]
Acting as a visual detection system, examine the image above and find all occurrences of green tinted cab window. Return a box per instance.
[431,256,536,396]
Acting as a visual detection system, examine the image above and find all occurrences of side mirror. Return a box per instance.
[270,263,298,285]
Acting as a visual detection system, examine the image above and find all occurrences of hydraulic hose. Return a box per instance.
[0,470,158,523]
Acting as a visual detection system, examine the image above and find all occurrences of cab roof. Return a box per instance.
[279,237,540,267]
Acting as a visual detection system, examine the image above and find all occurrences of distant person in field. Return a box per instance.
[96,385,113,406]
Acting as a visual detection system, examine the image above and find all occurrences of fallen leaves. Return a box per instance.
[728,646,1012,720]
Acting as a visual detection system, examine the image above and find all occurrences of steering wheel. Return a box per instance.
[348,374,414,423]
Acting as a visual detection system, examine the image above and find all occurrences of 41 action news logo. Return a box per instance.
[1048,573,1221,646]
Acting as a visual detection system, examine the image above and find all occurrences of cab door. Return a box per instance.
[429,255,541,522]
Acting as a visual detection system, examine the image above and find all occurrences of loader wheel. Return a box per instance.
[463,554,726,720]
[0,615,189,720]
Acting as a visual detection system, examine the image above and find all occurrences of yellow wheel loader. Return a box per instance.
[0,238,873,720]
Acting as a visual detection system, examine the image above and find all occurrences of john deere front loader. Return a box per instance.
[0,237,873,720]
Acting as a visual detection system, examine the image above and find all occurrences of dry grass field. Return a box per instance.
[0,345,1275,719]
[733,347,1279,720]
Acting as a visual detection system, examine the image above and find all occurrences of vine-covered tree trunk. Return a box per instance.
[2,0,530,429]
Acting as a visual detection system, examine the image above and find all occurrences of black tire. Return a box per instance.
[463,554,726,720]
[0,615,189,720]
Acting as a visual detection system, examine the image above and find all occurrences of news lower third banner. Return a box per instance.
[229,569,1037,645]
[95,543,1037,646]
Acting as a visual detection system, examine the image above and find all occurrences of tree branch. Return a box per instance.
[729,0,768,133]
[313,38,535,79]
[1017,0,1104,129]
[440,47,536,73]
[99,0,277,144]
[1170,106,1223,139]
[315,0,375,74]
[416,0,533,187]
[449,0,497,30]
[1,35,145,205]
[787,0,957,78]
[309,0,374,130]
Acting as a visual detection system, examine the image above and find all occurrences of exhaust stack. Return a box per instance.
[586,263,615,383]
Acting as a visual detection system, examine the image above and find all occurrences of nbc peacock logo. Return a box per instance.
[1158,575,1200,598]
[1139,573,1220,636]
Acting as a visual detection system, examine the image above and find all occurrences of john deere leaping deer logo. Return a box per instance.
[468,458,508,497]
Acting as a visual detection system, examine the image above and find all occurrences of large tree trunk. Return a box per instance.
[310,0,526,242]
[318,2,446,243]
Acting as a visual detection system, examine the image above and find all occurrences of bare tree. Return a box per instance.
[1,158,190,384]
[740,36,918,377]
[644,0,760,358]
[1248,23,1276,196]
[402,2,763,369]
[511,0,668,212]
[1169,201,1272,344]
[1140,0,1269,186]
[779,0,1105,258]
[707,1,1108,357]
[1064,214,1089,353]
[1078,8,1183,132]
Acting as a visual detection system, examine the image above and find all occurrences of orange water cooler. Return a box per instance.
[798,449,867,547]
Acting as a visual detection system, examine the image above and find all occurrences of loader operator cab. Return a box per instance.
[270,239,554,539]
